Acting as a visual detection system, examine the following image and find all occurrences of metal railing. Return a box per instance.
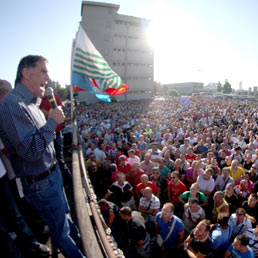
[72,120,124,258]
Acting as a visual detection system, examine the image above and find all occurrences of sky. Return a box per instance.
[1,0,258,90]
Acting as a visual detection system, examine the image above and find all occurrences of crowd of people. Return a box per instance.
[74,96,258,257]
[0,54,258,258]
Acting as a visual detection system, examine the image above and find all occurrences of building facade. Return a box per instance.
[78,1,154,103]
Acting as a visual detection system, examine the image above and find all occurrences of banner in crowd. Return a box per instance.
[180,96,191,107]
[71,24,129,102]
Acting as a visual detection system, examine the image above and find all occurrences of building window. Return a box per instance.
[103,48,109,56]
[106,21,111,28]
[104,34,110,41]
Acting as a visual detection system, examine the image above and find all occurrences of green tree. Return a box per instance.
[48,80,70,101]
[223,80,232,94]
[217,81,222,92]
[168,89,179,96]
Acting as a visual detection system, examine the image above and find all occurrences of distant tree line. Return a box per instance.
[48,80,70,101]
[217,80,232,94]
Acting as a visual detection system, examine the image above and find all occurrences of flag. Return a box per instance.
[71,24,129,102]
[180,96,191,108]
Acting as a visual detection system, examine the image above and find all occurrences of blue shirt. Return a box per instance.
[156,212,184,247]
[211,221,233,250]
[158,166,170,179]
[0,83,58,177]
[228,244,254,258]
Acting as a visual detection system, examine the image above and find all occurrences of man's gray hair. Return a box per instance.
[0,80,12,97]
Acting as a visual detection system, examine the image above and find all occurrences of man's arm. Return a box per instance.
[224,250,232,258]
[184,234,207,258]
[107,211,115,228]
[186,249,207,258]
[168,184,172,202]
[177,231,184,248]
[0,100,64,160]
[155,223,160,238]
[104,191,111,200]
[245,213,256,224]
[184,235,197,258]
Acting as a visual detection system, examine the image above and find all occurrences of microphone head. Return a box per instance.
[45,87,54,96]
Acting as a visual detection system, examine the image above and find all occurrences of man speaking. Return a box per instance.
[0,55,84,258]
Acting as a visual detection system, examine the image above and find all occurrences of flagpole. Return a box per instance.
[70,38,75,122]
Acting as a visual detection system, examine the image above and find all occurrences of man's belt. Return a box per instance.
[21,163,57,184]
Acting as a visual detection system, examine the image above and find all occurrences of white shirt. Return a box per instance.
[197,174,215,193]
[187,137,197,146]
[0,157,6,178]
[184,205,205,223]
[146,149,163,161]
[245,228,258,257]
[128,156,140,166]
[139,194,160,222]
[229,213,252,238]
[94,148,106,164]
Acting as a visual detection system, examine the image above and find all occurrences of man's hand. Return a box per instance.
[48,106,65,124]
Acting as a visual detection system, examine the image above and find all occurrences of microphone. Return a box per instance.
[45,87,57,109]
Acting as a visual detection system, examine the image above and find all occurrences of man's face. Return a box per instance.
[236,213,245,224]
[141,176,148,185]
[190,185,198,195]
[188,148,193,155]
[25,61,49,98]
[152,144,157,151]
[143,189,152,200]
[189,201,198,210]
[171,174,179,183]
[128,151,133,158]
[213,194,220,202]
[232,239,241,251]
[222,170,229,179]
[132,163,139,171]
[118,175,125,184]
[119,158,125,165]
[0,81,11,101]
[161,206,173,221]
[180,154,186,161]
[248,195,257,207]
[225,185,234,195]
[152,169,159,179]
[119,212,126,220]
[158,160,164,168]
[194,223,206,238]
[144,155,150,162]
[203,171,211,180]
[232,161,238,169]
[90,163,97,172]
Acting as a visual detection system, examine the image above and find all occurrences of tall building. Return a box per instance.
[78,1,154,103]
[239,81,242,91]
